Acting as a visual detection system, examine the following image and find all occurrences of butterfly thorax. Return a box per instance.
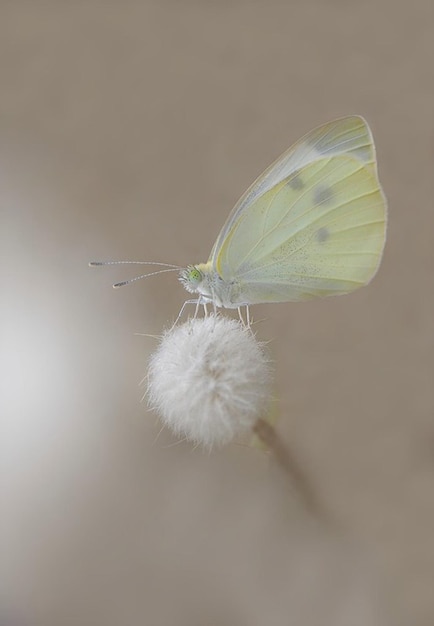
[179,262,241,308]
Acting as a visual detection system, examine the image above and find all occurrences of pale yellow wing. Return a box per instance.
[209,116,378,266]
[215,154,386,303]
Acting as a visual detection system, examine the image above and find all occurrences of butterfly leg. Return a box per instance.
[172,299,200,327]
[237,306,247,327]
[245,305,251,329]
[193,297,202,319]
[237,305,251,329]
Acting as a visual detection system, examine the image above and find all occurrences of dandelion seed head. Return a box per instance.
[147,315,271,448]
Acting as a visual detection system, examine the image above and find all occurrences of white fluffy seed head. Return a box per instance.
[147,315,272,448]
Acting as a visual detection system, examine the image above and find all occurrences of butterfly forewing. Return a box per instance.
[209,115,378,267]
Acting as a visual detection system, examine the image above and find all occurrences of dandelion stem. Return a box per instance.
[253,418,326,522]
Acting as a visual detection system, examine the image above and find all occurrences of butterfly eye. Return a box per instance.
[179,265,204,292]
[188,267,203,284]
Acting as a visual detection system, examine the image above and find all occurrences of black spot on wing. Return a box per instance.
[286,171,304,190]
[316,227,329,243]
[313,185,334,205]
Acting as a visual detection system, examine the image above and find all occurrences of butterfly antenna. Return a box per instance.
[89,260,181,269]
[113,267,180,289]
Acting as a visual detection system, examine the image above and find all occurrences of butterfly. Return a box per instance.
[92,116,387,313]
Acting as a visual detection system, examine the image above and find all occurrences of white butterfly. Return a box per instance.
[92,116,387,313]
[179,115,387,308]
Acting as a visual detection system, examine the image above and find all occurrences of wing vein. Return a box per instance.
[235,158,365,269]
[238,196,381,274]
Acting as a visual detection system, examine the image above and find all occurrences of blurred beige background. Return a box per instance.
[1,2,433,625]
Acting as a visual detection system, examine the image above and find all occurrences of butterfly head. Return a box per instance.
[179,264,206,294]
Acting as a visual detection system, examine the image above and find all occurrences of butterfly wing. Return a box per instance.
[213,151,387,303]
[209,115,379,267]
